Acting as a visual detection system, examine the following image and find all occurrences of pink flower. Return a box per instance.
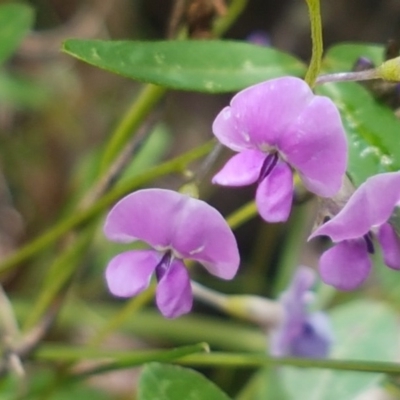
[104,189,240,318]
[212,77,347,222]
[310,172,400,290]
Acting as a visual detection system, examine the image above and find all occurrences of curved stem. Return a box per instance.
[89,285,156,347]
[0,141,213,275]
[316,69,378,85]
[178,352,400,374]
[100,84,166,172]
[226,200,257,229]
[304,0,323,87]
[213,0,248,37]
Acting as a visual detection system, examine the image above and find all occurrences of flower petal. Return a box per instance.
[289,312,333,358]
[279,95,347,197]
[105,189,240,280]
[310,172,400,242]
[212,77,314,152]
[255,161,293,222]
[377,222,400,270]
[270,266,316,357]
[170,198,240,280]
[105,250,161,298]
[319,240,371,290]
[156,259,192,318]
[212,150,266,186]
[104,189,186,247]
[281,266,315,318]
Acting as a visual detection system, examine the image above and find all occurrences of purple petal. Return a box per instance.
[255,161,293,222]
[282,266,315,314]
[377,222,400,270]
[279,96,347,197]
[105,250,161,298]
[289,312,333,358]
[270,266,316,356]
[310,172,400,242]
[212,150,266,186]
[104,189,240,280]
[156,259,192,318]
[212,77,314,152]
[104,189,184,247]
[319,240,371,290]
[170,201,240,281]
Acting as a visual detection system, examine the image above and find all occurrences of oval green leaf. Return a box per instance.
[317,82,400,186]
[318,43,400,186]
[0,3,34,65]
[62,39,306,93]
[323,43,384,72]
[138,362,232,400]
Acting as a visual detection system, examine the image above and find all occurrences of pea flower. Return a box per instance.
[270,266,333,358]
[212,77,347,222]
[309,172,400,290]
[104,189,240,318]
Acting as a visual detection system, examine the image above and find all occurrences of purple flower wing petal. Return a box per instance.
[170,197,240,280]
[255,161,293,222]
[290,312,333,358]
[310,172,400,242]
[104,189,189,247]
[270,267,315,357]
[212,77,314,151]
[212,150,266,186]
[377,222,400,270]
[156,259,192,318]
[279,96,347,197]
[105,250,161,298]
[319,240,371,290]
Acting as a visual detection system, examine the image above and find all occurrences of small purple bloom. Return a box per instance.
[270,266,333,358]
[212,77,348,222]
[309,172,400,290]
[104,189,240,318]
[247,30,271,46]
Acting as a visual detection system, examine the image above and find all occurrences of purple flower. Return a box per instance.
[104,189,240,318]
[309,172,400,290]
[247,30,271,46]
[270,266,333,358]
[212,77,347,222]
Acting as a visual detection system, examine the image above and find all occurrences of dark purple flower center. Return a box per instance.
[363,232,375,254]
[258,152,279,184]
[155,250,173,281]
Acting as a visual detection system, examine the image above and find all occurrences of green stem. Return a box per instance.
[89,284,156,347]
[100,84,166,172]
[226,201,257,229]
[273,201,312,296]
[213,0,249,37]
[178,352,400,374]
[73,343,209,380]
[32,346,400,375]
[304,0,323,87]
[0,141,213,275]
[22,227,95,331]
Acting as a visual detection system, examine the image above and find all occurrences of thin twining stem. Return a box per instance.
[316,69,379,85]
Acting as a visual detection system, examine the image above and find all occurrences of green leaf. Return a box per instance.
[323,43,384,72]
[317,43,400,185]
[281,300,398,400]
[0,3,33,65]
[317,82,400,186]
[236,368,288,400]
[138,363,232,400]
[62,40,306,93]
